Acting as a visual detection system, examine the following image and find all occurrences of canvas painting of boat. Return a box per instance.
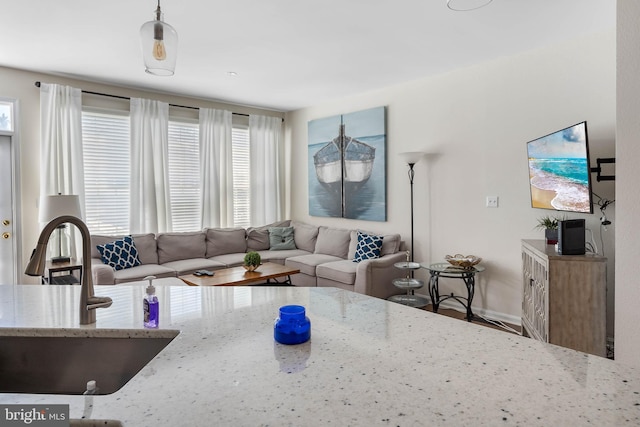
[308,106,386,221]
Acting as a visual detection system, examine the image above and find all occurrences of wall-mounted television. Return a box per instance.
[527,121,593,214]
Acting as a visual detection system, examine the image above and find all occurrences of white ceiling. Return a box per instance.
[0,0,615,112]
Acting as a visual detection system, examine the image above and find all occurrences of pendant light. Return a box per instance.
[140,0,178,76]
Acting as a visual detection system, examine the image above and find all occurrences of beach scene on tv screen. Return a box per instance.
[527,123,591,213]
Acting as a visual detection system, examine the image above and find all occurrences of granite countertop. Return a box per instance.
[0,284,638,426]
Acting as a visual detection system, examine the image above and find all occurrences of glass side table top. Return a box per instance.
[421,262,485,274]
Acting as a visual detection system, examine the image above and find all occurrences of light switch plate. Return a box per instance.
[486,196,499,208]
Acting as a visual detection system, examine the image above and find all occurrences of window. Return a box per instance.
[232,126,250,228]
[0,101,13,132]
[82,108,251,233]
[82,109,130,235]
[168,120,200,232]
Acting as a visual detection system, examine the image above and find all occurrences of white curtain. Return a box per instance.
[39,83,85,259]
[199,108,233,228]
[249,115,284,225]
[129,98,172,233]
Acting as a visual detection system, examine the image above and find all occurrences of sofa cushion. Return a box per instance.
[205,228,247,257]
[291,221,319,253]
[353,231,383,262]
[258,249,311,265]
[348,231,401,259]
[113,264,177,284]
[316,260,358,285]
[285,253,344,276]
[92,233,158,265]
[246,220,291,251]
[314,226,351,259]
[96,235,141,271]
[208,253,248,267]
[269,226,296,250]
[156,232,206,264]
[161,258,226,276]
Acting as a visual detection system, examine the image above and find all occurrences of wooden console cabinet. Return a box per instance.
[521,239,607,357]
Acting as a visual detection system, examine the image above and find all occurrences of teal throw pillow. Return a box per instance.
[353,231,383,262]
[268,226,297,250]
[96,235,141,271]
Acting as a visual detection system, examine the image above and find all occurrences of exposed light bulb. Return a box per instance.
[153,40,167,61]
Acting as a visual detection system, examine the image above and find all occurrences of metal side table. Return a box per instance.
[422,262,484,321]
[388,262,429,308]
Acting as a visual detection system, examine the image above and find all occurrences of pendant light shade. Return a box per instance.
[140,1,178,76]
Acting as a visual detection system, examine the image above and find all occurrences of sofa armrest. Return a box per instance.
[91,258,116,285]
[354,251,408,299]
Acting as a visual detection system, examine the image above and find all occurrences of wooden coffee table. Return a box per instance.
[179,262,300,287]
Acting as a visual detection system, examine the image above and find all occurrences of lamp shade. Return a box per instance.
[39,195,82,223]
[140,7,178,76]
[398,151,426,165]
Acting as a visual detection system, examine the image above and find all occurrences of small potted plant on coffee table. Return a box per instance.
[535,215,562,245]
[243,251,261,272]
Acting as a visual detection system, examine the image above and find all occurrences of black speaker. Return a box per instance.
[558,219,586,255]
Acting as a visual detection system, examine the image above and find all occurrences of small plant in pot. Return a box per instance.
[535,215,563,245]
[244,251,261,272]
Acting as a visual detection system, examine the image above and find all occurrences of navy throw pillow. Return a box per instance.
[97,235,141,271]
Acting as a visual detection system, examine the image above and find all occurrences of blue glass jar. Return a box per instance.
[274,305,311,345]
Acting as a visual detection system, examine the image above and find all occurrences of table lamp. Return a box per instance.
[39,194,82,263]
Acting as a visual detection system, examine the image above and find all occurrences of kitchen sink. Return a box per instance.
[0,329,179,395]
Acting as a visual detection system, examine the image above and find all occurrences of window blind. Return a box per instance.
[232,126,250,228]
[82,110,130,235]
[168,120,201,232]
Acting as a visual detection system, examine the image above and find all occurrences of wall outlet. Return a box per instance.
[486,196,499,208]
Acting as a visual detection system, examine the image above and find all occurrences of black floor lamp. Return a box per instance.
[399,152,426,263]
[388,152,428,308]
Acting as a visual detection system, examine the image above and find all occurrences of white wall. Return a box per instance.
[0,65,283,284]
[615,0,640,368]
[286,30,616,327]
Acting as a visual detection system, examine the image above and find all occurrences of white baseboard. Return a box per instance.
[414,292,522,327]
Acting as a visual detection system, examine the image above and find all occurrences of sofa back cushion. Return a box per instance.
[157,231,206,264]
[348,231,402,260]
[246,220,291,251]
[314,226,351,259]
[91,233,158,265]
[291,221,319,253]
[205,228,247,257]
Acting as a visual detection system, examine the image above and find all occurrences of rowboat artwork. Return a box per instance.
[307,106,386,221]
[313,123,376,196]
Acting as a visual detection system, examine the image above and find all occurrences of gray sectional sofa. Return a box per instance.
[91,220,406,299]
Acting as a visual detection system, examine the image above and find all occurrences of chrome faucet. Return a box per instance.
[25,215,112,325]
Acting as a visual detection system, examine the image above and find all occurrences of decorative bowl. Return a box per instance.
[243,264,260,272]
[445,254,482,269]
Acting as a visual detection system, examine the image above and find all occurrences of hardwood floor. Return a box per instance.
[421,304,522,335]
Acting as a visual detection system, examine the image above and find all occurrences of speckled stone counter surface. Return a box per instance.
[0,285,639,426]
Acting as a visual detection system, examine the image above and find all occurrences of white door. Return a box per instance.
[0,135,15,285]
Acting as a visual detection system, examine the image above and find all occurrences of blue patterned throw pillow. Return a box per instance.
[97,235,141,271]
[353,231,383,263]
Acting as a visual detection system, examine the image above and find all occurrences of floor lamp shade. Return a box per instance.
[398,151,426,166]
[39,194,82,263]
